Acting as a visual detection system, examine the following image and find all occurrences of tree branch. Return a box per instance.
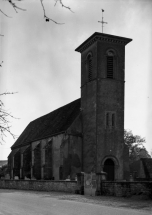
[0,0,73,32]
[7,0,26,13]
[0,61,3,66]
[40,0,64,24]
[0,91,18,96]
[0,9,12,18]
[54,0,74,13]
[0,92,18,144]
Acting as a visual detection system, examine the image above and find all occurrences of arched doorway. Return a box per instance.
[103,159,115,181]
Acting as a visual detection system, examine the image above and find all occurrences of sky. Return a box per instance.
[0,0,152,160]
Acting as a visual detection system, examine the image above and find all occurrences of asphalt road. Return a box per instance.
[0,189,150,215]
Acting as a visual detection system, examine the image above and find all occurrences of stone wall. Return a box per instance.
[0,180,77,193]
[1,180,151,198]
[101,181,152,198]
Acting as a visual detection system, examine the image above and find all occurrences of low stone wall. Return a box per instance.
[0,179,77,193]
[101,181,152,198]
[1,180,152,198]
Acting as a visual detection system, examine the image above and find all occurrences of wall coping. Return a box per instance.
[1,179,151,184]
[0,179,77,183]
[102,181,152,184]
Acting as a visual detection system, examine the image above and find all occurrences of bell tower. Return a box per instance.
[75,32,132,180]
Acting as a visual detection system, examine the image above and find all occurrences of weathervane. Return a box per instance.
[98,9,108,33]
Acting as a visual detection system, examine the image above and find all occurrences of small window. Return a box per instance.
[106,50,115,79]
[86,53,92,82]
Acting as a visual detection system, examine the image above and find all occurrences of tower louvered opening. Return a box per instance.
[107,56,114,78]
[88,57,92,81]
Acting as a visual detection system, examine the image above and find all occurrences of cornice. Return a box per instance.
[75,33,132,53]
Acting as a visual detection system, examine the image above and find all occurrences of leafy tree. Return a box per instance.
[0,164,8,178]
[124,129,151,164]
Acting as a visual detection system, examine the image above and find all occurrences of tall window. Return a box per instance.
[106,50,115,79]
[87,53,92,82]
[112,113,115,127]
[106,113,110,127]
[105,111,116,129]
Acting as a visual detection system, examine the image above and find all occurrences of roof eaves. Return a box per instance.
[75,32,132,53]
[11,130,66,150]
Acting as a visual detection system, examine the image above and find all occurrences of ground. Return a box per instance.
[0,189,151,215]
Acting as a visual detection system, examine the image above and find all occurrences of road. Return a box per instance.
[0,189,150,215]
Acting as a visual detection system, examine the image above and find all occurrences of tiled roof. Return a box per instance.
[12,99,81,149]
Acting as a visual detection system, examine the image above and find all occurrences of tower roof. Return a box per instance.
[75,32,132,53]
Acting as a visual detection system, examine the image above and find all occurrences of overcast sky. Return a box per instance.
[0,0,152,160]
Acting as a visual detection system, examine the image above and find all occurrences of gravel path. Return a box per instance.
[1,189,151,213]
[28,190,152,213]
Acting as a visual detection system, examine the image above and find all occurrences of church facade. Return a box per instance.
[8,32,132,181]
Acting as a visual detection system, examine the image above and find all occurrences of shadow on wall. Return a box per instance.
[63,152,81,180]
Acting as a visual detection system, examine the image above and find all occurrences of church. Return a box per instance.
[8,32,132,181]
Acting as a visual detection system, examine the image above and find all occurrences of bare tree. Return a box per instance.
[0,0,73,141]
[0,0,73,25]
[0,92,18,144]
[0,60,17,143]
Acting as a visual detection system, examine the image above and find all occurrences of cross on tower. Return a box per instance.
[98,9,108,33]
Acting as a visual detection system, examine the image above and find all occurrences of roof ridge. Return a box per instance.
[30,98,80,123]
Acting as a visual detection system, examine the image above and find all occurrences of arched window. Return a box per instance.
[86,53,92,82]
[106,50,115,79]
